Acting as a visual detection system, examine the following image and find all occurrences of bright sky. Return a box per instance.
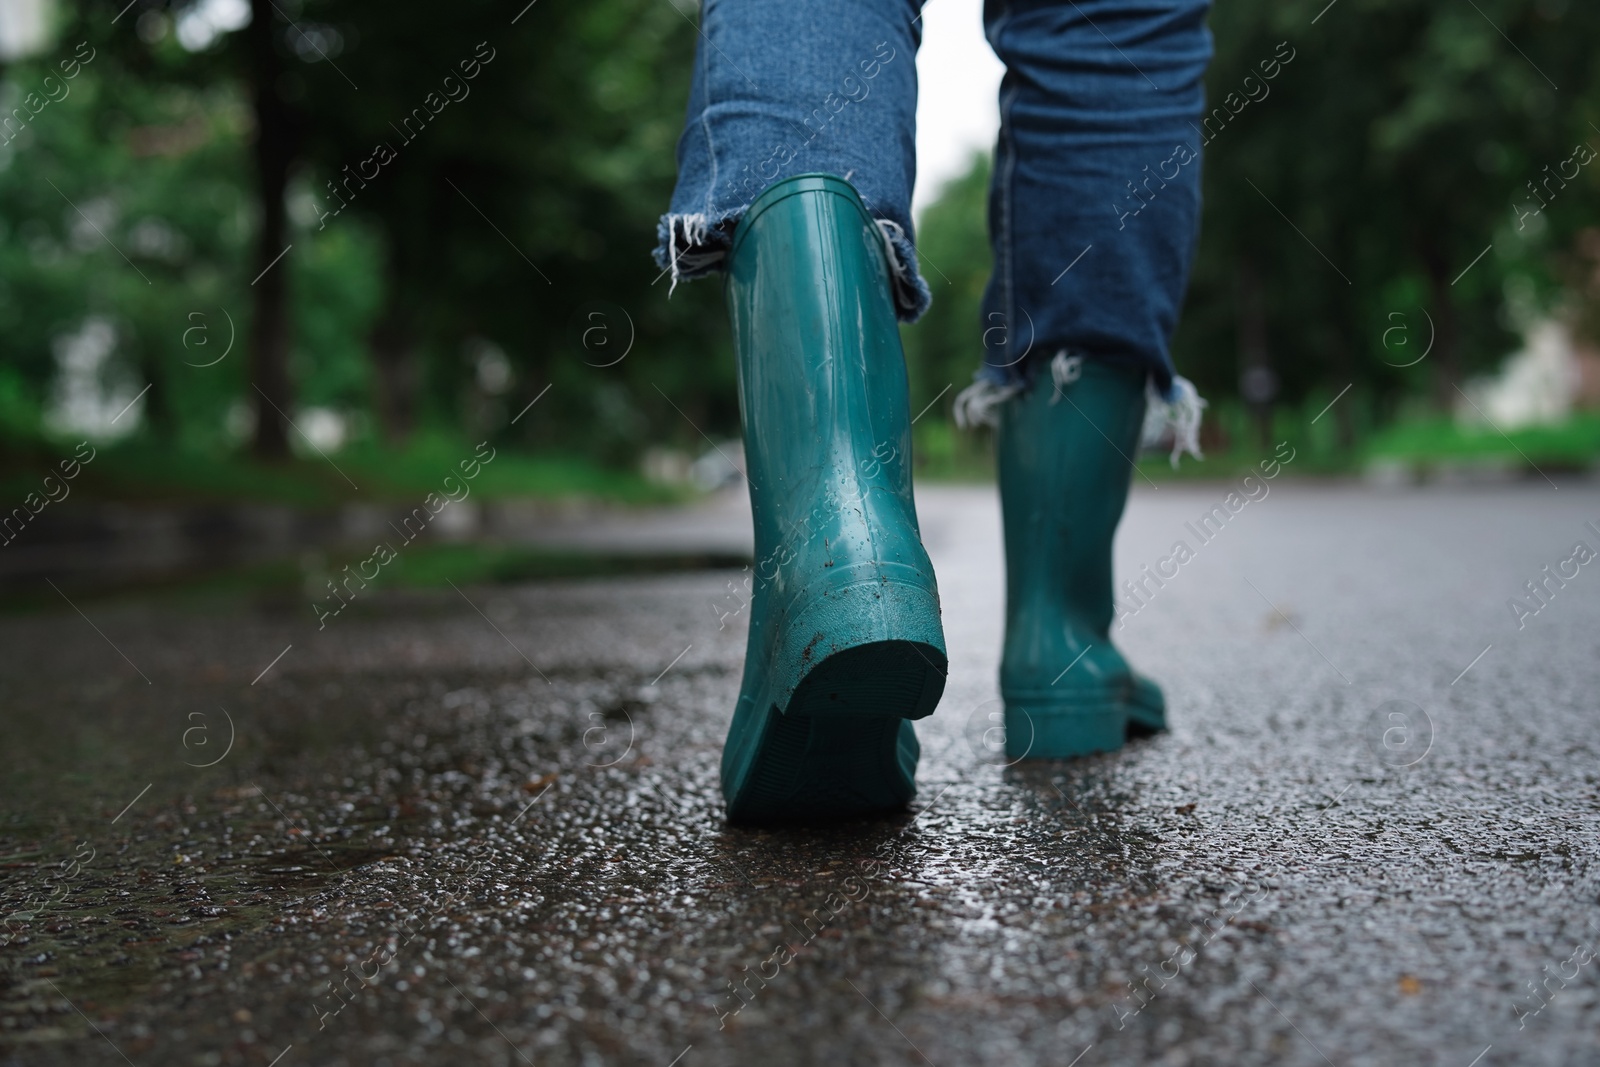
[912,0,1005,216]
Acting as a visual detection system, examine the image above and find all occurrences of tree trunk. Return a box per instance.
[1327,283,1359,452]
[246,0,294,460]
[368,259,418,444]
[1422,243,1462,414]
[135,345,171,442]
[1237,258,1275,450]
[1327,333,1357,451]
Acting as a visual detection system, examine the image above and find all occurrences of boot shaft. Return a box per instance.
[725,175,918,568]
[997,359,1147,642]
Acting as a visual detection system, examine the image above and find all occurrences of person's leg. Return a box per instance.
[654,0,947,820]
[966,0,1213,406]
[655,0,930,319]
[960,0,1213,758]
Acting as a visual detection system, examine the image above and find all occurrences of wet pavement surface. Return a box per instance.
[3,477,1599,1067]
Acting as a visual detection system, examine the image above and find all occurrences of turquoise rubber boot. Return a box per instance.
[720,174,948,822]
[997,360,1166,760]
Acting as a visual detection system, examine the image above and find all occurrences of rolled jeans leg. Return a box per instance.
[653,0,932,319]
[979,0,1213,397]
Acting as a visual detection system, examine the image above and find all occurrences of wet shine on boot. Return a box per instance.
[997,359,1166,760]
[720,174,947,822]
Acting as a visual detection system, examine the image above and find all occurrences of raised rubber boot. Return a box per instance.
[997,359,1166,760]
[720,174,947,822]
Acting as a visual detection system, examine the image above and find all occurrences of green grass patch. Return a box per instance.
[912,399,1366,486]
[356,541,748,589]
[0,434,686,509]
[1364,412,1600,467]
[0,540,750,614]
[911,419,995,482]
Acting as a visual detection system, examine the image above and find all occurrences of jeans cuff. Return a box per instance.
[653,207,931,322]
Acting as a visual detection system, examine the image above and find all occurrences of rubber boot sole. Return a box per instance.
[1005,695,1125,761]
[727,638,946,824]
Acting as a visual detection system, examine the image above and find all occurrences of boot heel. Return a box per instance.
[728,579,946,822]
[787,639,947,722]
[723,585,934,819]
[732,639,944,823]
[770,575,946,718]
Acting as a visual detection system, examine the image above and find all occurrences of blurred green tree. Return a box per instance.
[900,152,991,415]
[4,0,1597,485]
[1176,0,1600,438]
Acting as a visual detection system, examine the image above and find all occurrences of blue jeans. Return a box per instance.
[655,0,1213,398]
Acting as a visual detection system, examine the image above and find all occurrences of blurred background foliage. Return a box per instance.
[2,0,1599,506]
[903,0,1600,478]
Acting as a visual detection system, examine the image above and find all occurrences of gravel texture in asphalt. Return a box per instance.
[2,479,1598,1066]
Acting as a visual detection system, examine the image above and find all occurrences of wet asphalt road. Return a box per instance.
[3,477,1599,1067]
